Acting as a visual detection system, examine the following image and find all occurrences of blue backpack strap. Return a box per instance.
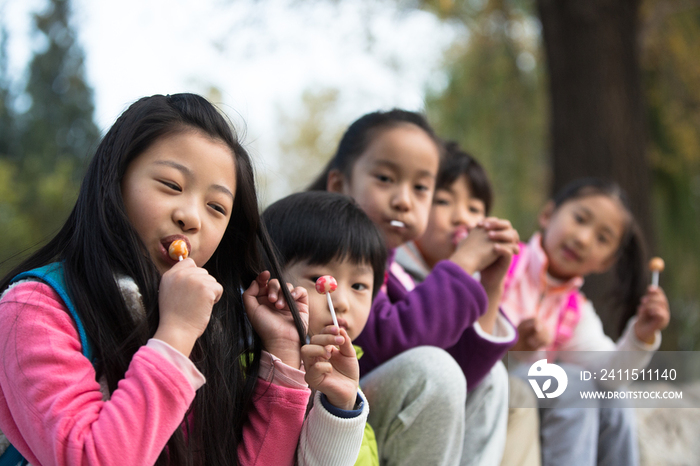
[0,445,28,466]
[10,263,94,363]
[1,263,95,465]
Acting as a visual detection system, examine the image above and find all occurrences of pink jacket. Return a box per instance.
[500,233,584,351]
[0,281,310,466]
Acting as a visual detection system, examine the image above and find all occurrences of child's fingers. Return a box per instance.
[212,281,224,304]
[639,301,670,322]
[641,295,668,310]
[308,361,333,375]
[492,243,520,258]
[308,332,345,347]
[646,286,669,304]
[479,217,510,229]
[640,290,669,312]
[246,271,271,301]
[301,343,333,361]
[318,324,341,335]
[336,328,356,357]
[265,277,280,302]
[264,279,290,309]
[255,270,271,289]
[243,277,260,299]
[488,228,520,245]
[290,285,308,309]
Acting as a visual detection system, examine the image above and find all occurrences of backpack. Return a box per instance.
[0,263,94,466]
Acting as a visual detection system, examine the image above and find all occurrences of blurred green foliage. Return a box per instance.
[641,2,700,350]
[423,0,547,238]
[0,0,99,277]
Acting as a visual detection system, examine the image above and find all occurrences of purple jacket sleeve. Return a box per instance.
[446,320,515,391]
[355,260,487,374]
[355,260,517,390]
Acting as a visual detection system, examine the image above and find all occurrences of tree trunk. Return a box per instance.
[537,0,652,336]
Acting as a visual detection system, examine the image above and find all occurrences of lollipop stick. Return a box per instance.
[178,255,183,262]
[649,257,664,288]
[327,293,338,328]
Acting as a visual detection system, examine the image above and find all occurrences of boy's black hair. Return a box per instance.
[307,109,441,191]
[436,140,493,215]
[550,177,648,336]
[263,191,387,299]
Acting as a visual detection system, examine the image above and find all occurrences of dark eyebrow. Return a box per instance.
[212,184,234,200]
[579,206,619,239]
[374,159,436,179]
[577,206,593,218]
[154,160,234,200]
[154,160,192,176]
[599,223,618,239]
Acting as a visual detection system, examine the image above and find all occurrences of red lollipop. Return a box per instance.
[315,275,338,294]
[315,275,338,328]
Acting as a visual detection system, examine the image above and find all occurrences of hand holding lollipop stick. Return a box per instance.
[315,275,339,328]
[649,257,665,287]
[169,240,189,262]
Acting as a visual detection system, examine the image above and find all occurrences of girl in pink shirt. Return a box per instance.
[0,94,362,466]
[501,177,670,466]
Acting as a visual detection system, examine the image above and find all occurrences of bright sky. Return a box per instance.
[3,0,460,201]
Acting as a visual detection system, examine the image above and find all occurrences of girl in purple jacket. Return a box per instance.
[308,110,520,466]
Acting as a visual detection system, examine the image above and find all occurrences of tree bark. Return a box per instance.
[537,0,652,238]
[537,0,652,335]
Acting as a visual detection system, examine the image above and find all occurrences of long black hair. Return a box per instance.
[262,191,387,299]
[307,109,441,191]
[0,93,305,465]
[550,177,648,336]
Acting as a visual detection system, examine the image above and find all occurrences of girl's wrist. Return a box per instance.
[153,324,199,357]
[633,321,656,345]
[449,253,477,276]
[326,391,357,411]
[266,345,302,369]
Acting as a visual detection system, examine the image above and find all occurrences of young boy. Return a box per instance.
[395,140,541,466]
[264,191,471,466]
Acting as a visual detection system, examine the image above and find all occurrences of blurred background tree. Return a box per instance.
[0,0,99,276]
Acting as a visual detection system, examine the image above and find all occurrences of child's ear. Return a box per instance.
[327,169,345,194]
[538,201,556,230]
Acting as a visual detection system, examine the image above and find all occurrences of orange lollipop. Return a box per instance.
[648,257,664,287]
[168,240,189,261]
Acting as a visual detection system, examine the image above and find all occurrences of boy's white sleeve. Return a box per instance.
[297,389,369,466]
